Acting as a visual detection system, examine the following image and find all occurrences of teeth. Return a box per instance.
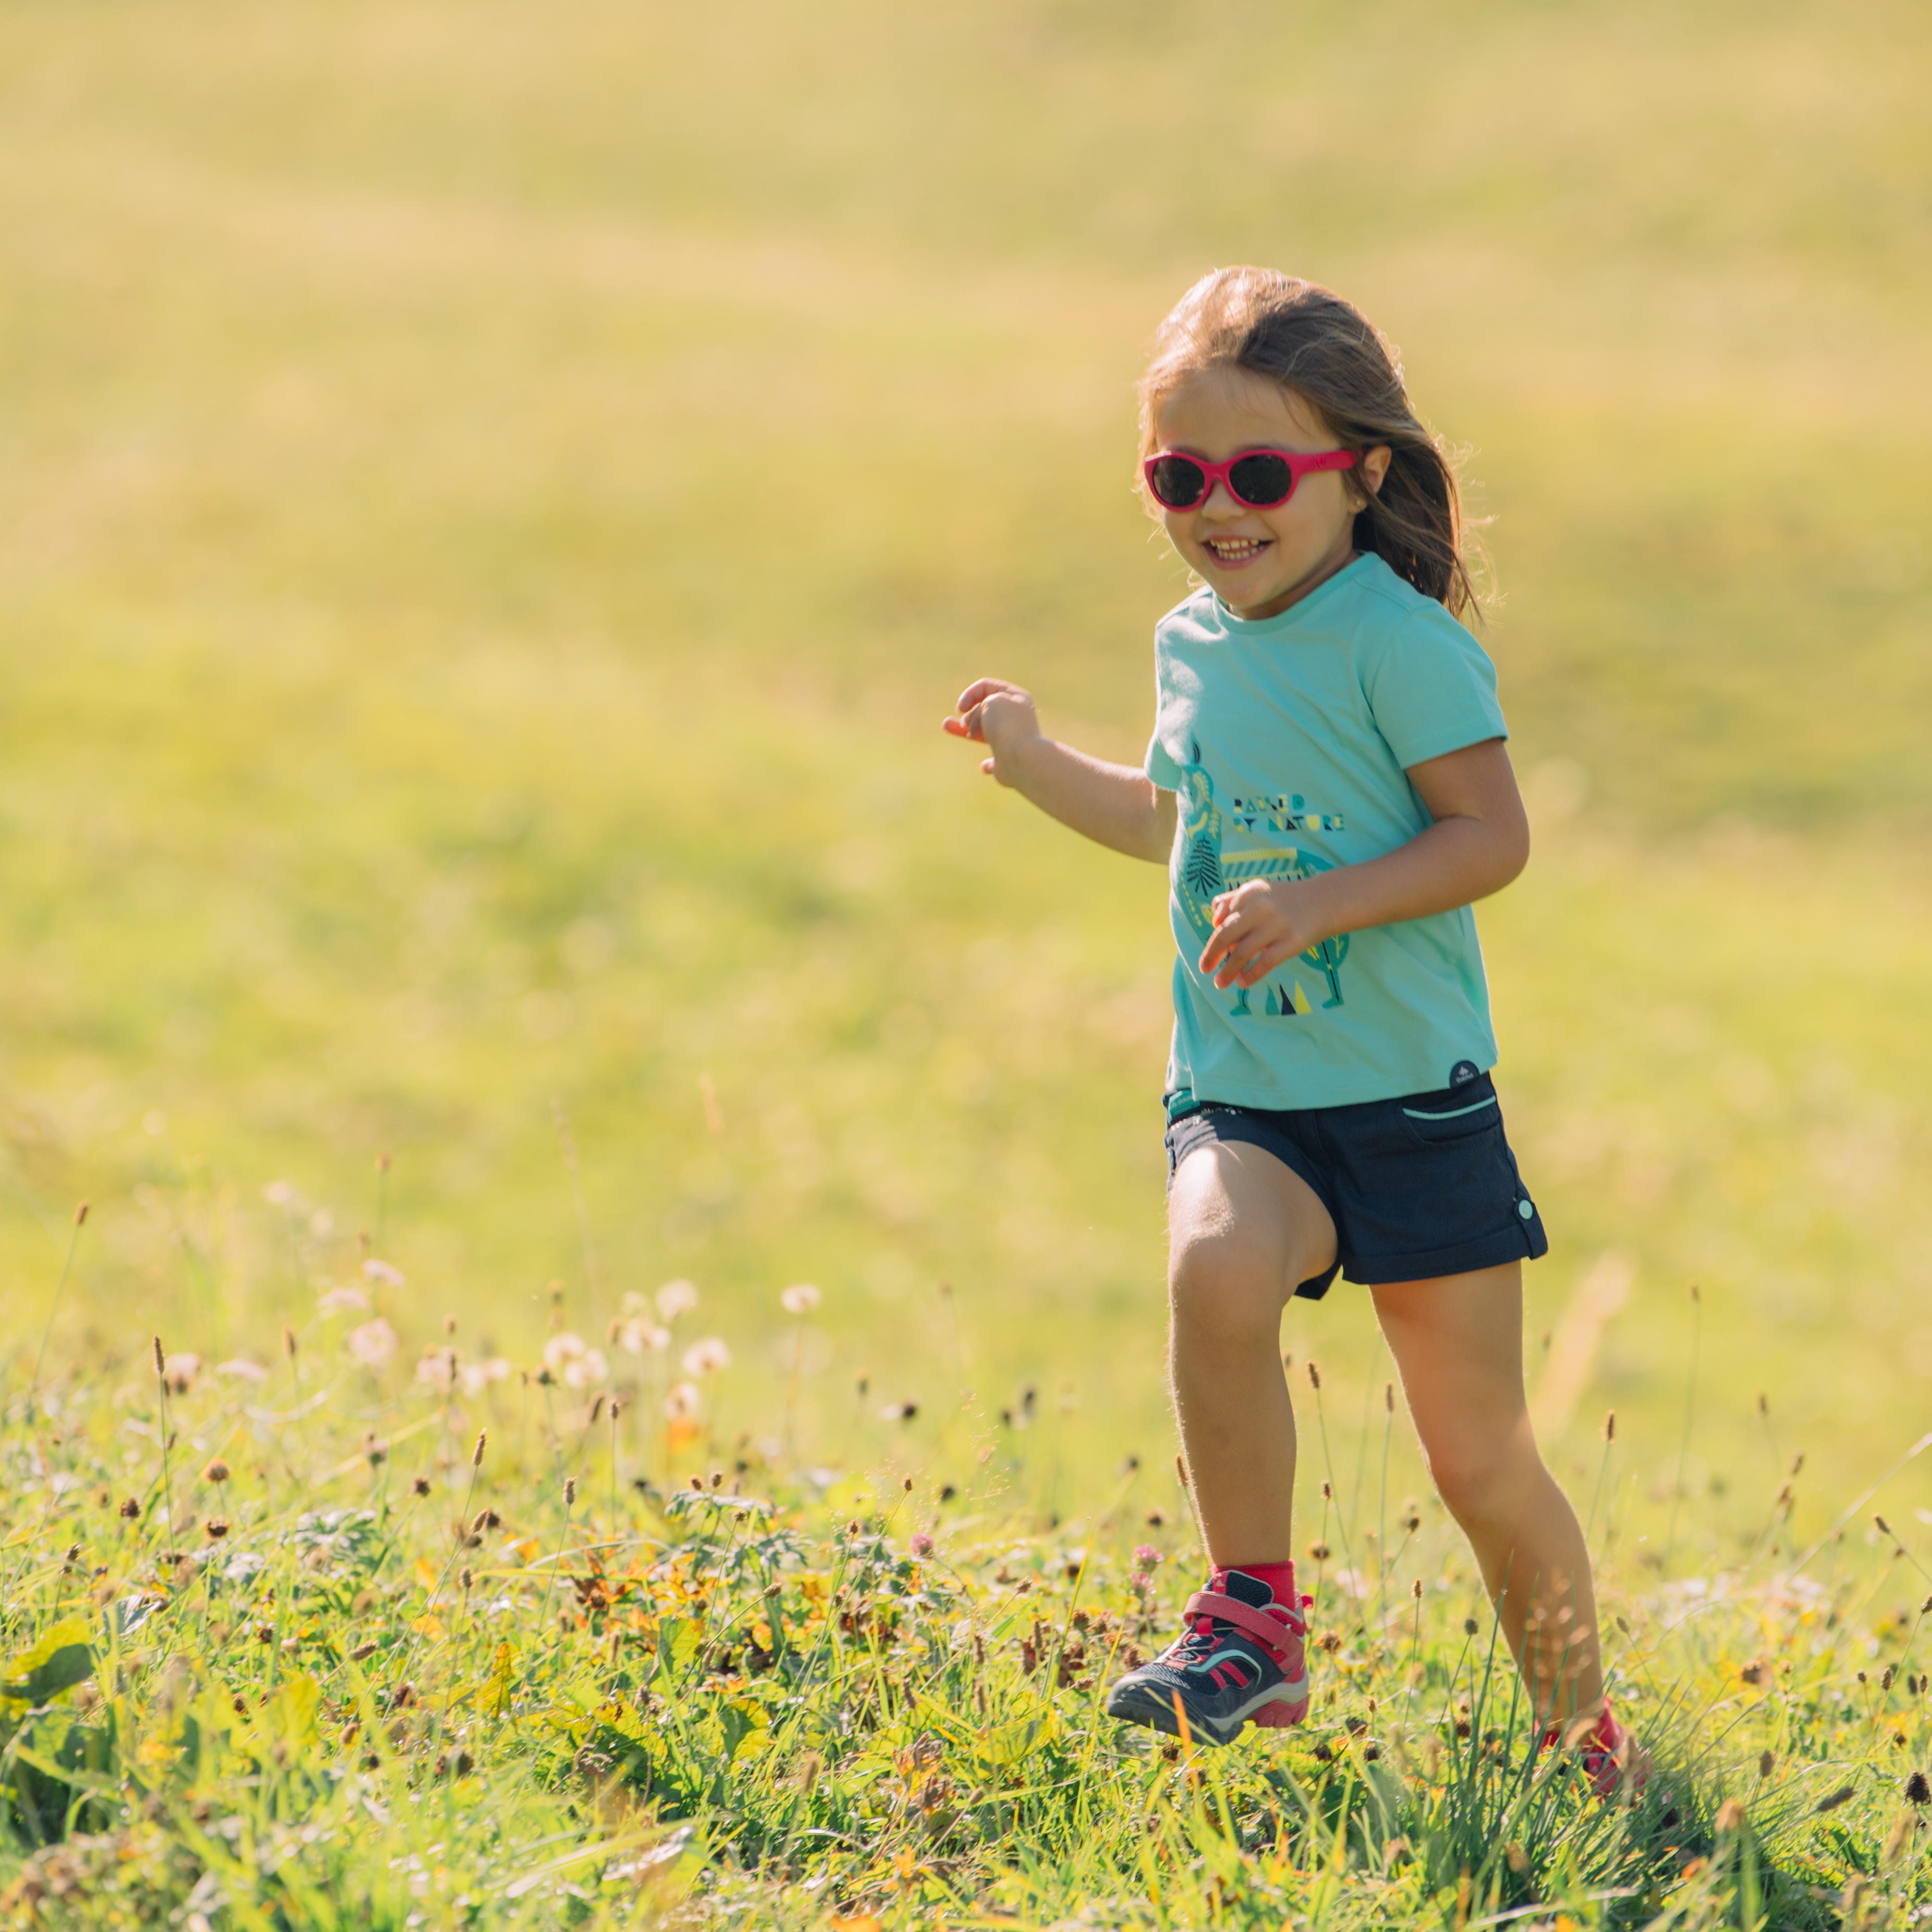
[1208,539,1267,560]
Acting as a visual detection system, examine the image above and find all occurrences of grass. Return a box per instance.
[1,0,1930,1922]
[1,1331,1928,1928]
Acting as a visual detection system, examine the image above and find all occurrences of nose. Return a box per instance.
[1196,477,1242,519]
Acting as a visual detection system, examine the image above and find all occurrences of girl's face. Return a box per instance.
[1151,365,1388,621]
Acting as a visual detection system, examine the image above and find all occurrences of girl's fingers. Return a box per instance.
[956,677,1018,712]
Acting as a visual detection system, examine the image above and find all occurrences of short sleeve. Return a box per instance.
[1145,631,1185,789]
[1145,732,1183,790]
[1360,605,1508,770]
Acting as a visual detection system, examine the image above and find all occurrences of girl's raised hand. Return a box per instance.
[943,678,1042,786]
[1200,879,1323,990]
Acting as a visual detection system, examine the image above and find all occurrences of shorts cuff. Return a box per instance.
[1341,1216,1547,1288]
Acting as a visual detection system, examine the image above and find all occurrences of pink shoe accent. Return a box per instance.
[1539,1702,1648,1798]
[1184,1590,1303,1667]
[1224,1560,1299,1603]
[1248,1695,1306,1729]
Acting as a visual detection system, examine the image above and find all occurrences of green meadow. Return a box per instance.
[1,1,1930,1924]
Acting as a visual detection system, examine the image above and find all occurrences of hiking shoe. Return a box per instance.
[1104,1568,1309,1747]
[1540,1703,1649,1799]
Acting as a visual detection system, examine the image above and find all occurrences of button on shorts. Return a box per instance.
[1163,1071,1548,1299]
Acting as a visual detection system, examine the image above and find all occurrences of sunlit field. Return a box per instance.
[2,0,1930,1923]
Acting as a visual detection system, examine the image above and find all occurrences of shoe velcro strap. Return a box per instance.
[1184,1590,1299,1663]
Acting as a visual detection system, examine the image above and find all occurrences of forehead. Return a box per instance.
[1154,364,1328,453]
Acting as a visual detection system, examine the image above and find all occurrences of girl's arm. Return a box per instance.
[1199,738,1529,990]
[944,678,1176,864]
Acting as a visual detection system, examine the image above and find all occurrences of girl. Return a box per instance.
[944,269,1634,1788]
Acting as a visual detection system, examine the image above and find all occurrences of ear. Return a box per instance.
[1353,444,1393,502]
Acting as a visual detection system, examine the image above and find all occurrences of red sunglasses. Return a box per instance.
[1143,446,1356,511]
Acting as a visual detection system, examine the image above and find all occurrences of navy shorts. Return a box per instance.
[1163,1071,1548,1299]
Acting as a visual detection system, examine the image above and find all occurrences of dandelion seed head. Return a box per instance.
[347,1319,399,1369]
[655,1279,700,1321]
[459,1357,512,1396]
[316,1286,369,1316]
[781,1282,821,1315]
[665,1381,702,1421]
[910,1532,934,1558]
[543,1331,587,1371]
[619,1318,670,1356]
[562,1349,607,1390]
[682,1337,730,1377]
[415,1348,460,1392]
[362,1258,405,1288]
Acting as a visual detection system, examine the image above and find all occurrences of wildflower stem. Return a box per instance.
[1376,1380,1393,1625]
[608,1401,620,1535]
[1662,1286,1700,1572]
[1309,1377,1356,1586]
[154,1337,177,1564]
[1583,1413,1615,1544]
[552,1098,601,1321]
[539,1476,576,1635]
[24,1203,87,1422]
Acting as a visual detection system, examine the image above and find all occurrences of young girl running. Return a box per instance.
[945,268,1633,1784]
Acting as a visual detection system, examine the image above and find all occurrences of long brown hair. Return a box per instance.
[1139,268,1481,618]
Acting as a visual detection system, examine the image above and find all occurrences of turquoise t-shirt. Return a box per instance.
[1144,552,1510,1113]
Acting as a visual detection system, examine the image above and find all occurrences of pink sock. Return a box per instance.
[1219,1560,1299,1608]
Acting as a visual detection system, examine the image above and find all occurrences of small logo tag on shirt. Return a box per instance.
[1450,1060,1481,1087]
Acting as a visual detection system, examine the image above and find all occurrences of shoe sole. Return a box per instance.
[1104,1679,1309,1747]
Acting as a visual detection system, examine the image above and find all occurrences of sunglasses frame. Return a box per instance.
[1142,445,1357,511]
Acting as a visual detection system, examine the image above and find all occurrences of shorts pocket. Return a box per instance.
[1400,1092,1500,1145]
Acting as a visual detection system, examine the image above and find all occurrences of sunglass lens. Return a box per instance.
[1148,455,1208,509]
[1227,452,1295,506]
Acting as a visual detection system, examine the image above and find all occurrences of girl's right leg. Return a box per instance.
[1104,1139,1337,1745]
[1165,1140,1337,1562]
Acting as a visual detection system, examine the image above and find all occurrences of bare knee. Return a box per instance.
[1420,1415,1541,1530]
[1168,1225,1285,1346]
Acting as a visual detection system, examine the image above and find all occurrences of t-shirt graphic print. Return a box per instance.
[1145,553,1510,1113]
[1172,746,1350,1020]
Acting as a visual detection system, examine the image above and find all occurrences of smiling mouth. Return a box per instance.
[1202,537,1272,566]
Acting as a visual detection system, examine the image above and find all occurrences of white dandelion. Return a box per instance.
[562,1348,608,1390]
[681,1337,730,1377]
[655,1279,700,1321]
[347,1318,398,1369]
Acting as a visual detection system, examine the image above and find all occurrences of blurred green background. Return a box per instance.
[2,0,1928,1540]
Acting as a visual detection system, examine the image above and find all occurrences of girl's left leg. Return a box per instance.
[1371,1262,1604,1725]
